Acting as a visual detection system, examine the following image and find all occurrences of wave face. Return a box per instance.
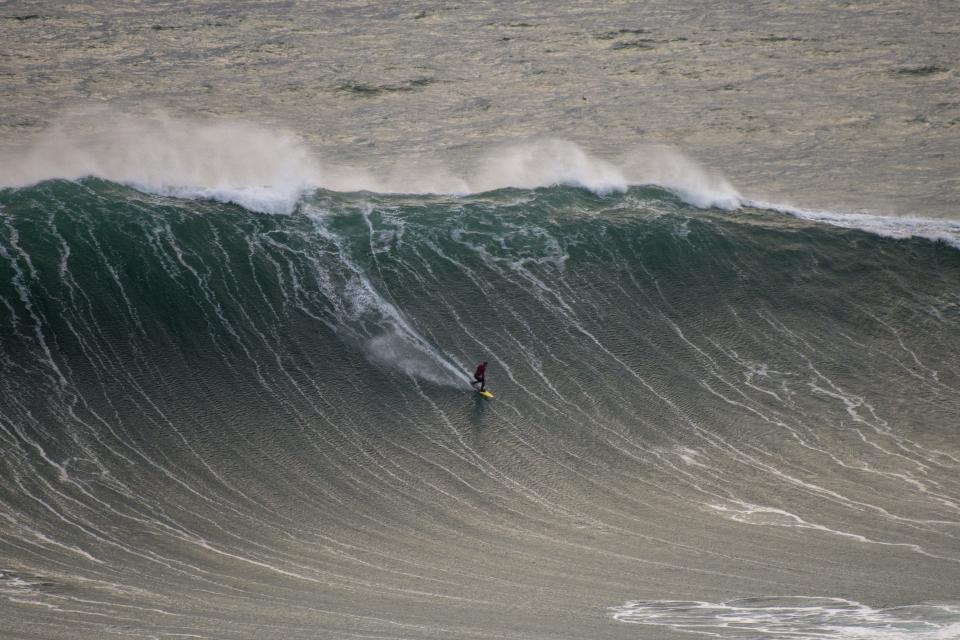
[1,180,960,639]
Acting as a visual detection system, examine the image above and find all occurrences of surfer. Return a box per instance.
[471,361,487,392]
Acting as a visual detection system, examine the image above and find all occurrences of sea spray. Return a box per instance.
[1,110,740,212]
[0,109,327,214]
[621,144,742,210]
[466,138,627,195]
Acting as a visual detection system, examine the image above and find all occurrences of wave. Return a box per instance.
[1,179,959,638]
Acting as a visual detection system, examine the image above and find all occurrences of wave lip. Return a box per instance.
[464,138,628,195]
[5,109,957,253]
[622,144,742,210]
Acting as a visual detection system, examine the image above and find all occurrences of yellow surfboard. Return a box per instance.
[478,390,494,399]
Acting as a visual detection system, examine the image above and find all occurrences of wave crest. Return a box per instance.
[0,110,740,213]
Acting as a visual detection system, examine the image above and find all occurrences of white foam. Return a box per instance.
[749,199,960,250]
[365,333,463,387]
[611,598,960,639]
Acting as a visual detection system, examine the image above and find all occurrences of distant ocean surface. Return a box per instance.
[1,2,959,639]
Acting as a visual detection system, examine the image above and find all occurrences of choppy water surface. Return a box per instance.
[1,1,958,216]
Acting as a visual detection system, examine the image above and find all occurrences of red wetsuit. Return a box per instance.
[473,363,487,390]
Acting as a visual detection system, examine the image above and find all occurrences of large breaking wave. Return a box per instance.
[1,176,959,639]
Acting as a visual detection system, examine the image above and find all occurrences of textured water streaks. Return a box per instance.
[611,598,960,639]
[1,182,959,638]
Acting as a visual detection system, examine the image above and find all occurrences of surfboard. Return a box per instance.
[478,390,494,399]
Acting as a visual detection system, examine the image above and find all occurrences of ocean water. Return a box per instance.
[1,2,960,639]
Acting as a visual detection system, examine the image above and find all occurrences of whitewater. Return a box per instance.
[2,2,960,639]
